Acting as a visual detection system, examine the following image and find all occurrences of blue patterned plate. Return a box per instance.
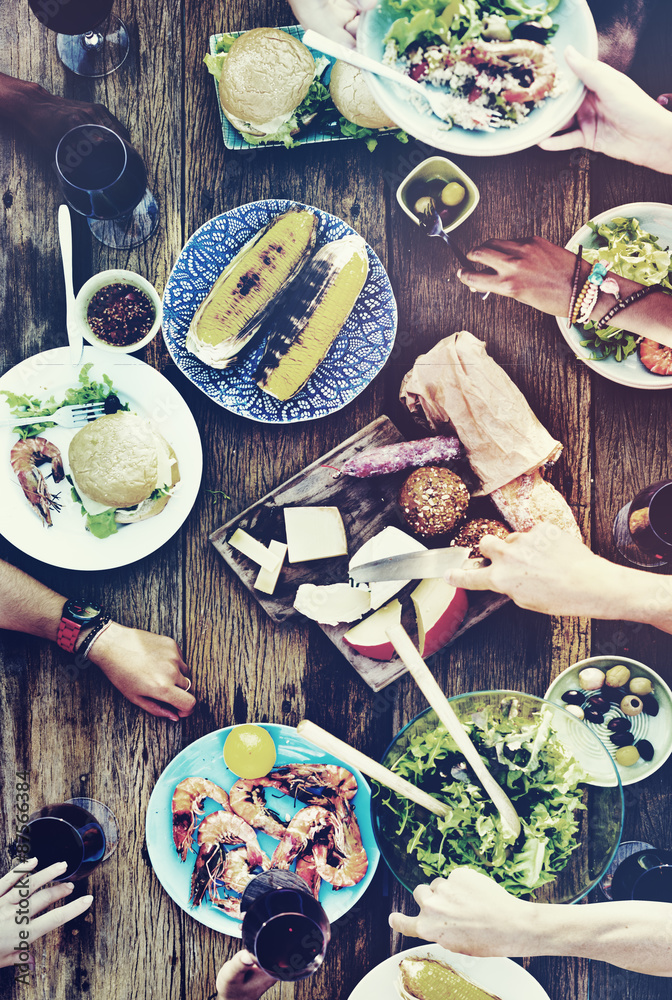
[162,200,397,423]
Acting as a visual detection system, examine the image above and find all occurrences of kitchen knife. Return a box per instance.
[58,204,82,366]
[349,546,472,583]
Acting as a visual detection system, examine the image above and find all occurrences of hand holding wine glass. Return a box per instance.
[0,858,92,969]
[215,951,277,1000]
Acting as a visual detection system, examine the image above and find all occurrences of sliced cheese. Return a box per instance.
[283,506,348,563]
[254,540,287,595]
[349,526,427,610]
[229,528,282,573]
[70,471,114,516]
[294,583,371,626]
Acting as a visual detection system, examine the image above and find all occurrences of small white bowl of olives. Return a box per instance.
[396,155,479,234]
[545,655,672,785]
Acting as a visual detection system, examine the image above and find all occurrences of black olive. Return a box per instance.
[584,707,605,724]
[602,685,628,703]
[607,717,631,734]
[642,694,659,717]
[588,695,610,713]
[104,394,122,414]
[610,731,635,747]
[562,689,585,706]
[637,740,655,762]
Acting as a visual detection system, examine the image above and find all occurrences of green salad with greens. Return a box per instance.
[579,217,672,362]
[375,702,586,895]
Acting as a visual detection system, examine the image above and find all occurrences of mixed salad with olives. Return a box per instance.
[375,701,586,895]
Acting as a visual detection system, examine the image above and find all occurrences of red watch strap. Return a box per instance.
[57,617,82,653]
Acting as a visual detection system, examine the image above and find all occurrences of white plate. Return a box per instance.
[347,943,551,1000]
[145,724,379,939]
[557,202,672,390]
[357,0,597,157]
[0,347,202,571]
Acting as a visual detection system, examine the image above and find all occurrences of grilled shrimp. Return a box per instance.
[228,778,288,839]
[10,437,64,526]
[312,797,368,888]
[270,805,334,870]
[172,777,231,861]
[295,844,321,901]
[267,764,357,805]
[461,38,556,104]
[190,810,269,907]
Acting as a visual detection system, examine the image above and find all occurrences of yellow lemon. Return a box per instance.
[223,725,276,778]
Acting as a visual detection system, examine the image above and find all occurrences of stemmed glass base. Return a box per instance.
[88,188,159,250]
[613,502,668,568]
[598,840,654,900]
[56,15,129,78]
[65,797,119,864]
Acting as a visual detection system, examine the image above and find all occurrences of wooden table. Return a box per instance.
[1,2,671,998]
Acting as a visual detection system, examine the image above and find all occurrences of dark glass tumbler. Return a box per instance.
[28,0,129,77]
[26,802,107,881]
[241,871,330,982]
[55,125,159,250]
[610,848,672,902]
[613,479,672,568]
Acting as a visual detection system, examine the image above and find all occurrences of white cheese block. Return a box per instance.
[294,583,371,626]
[229,528,282,572]
[254,540,287,595]
[349,526,427,610]
[283,507,348,563]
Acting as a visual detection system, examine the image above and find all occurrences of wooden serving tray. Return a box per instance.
[210,416,509,691]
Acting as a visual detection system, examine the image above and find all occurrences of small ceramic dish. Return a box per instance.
[545,656,672,786]
[75,268,162,354]
[396,156,479,234]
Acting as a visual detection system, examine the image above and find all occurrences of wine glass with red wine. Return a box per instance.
[600,841,672,903]
[241,871,330,982]
[26,798,118,881]
[28,0,129,78]
[55,125,159,250]
[613,479,672,568]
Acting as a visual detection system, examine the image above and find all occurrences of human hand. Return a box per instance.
[444,523,631,619]
[16,84,130,152]
[538,46,672,174]
[215,950,277,1000]
[288,0,377,47]
[87,622,196,722]
[389,868,533,957]
[0,858,92,968]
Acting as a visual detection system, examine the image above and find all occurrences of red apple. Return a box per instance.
[343,600,402,661]
[411,579,468,657]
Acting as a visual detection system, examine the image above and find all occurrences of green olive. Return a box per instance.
[606,664,630,687]
[629,676,652,696]
[413,195,436,217]
[621,694,644,717]
[615,745,640,767]
[441,182,466,208]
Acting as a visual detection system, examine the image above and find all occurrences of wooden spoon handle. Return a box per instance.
[297,719,450,818]
[386,624,521,841]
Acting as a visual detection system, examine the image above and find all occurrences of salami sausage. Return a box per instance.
[339,436,463,478]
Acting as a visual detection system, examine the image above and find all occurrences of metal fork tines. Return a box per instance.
[1,401,106,429]
[421,209,490,301]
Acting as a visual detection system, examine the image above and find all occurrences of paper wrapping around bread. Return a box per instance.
[399,331,562,494]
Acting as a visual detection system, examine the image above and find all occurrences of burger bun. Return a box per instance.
[219,27,315,134]
[329,60,397,130]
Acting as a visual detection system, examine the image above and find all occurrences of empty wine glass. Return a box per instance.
[55,125,159,250]
[613,479,672,568]
[28,0,129,78]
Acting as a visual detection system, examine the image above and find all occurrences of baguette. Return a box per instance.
[490,470,581,539]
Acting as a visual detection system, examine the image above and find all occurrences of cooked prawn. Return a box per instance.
[190,810,269,907]
[172,777,231,862]
[267,764,357,804]
[10,436,64,526]
[461,38,556,104]
[270,805,334,870]
[312,797,368,888]
[228,778,288,839]
[295,844,321,900]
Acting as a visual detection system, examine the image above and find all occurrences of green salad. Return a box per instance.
[579,217,672,362]
[375,702,586,896]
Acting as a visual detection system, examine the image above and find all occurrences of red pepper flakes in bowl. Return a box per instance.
[87,283,155,347]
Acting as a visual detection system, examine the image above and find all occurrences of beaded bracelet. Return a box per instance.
[566,246,583,324]
[594,284,658,331]
[76,615,112,661]
[572,259,614,326]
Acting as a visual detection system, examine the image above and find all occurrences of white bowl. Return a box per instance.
[396,155,479,234]
[75,268,162,354]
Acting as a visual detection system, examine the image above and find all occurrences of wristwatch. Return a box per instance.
[56,598,105,653]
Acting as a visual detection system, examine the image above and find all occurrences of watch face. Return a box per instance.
[64,599,102,625]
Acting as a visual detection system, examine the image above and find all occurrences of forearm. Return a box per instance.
[0,560,66,642]
[0,73,49,128]
[575,258,672,347]
[618,567,672,634]
[527,900,672,975]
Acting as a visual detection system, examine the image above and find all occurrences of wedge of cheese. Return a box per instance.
[229,528,282,573]
[283,506,348,563]
[254,540,287,595]
[349,526,427,610]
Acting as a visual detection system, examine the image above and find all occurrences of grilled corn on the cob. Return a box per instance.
[254,234,369,400]
[398,958,503,1000]
[186,208,318,369]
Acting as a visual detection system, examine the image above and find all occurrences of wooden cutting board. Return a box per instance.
[210,416,509,691]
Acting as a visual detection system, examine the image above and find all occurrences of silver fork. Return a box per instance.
[421,208,490,301]
[0,401,107,429]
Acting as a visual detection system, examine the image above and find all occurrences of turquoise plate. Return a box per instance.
[145,724,379,938]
